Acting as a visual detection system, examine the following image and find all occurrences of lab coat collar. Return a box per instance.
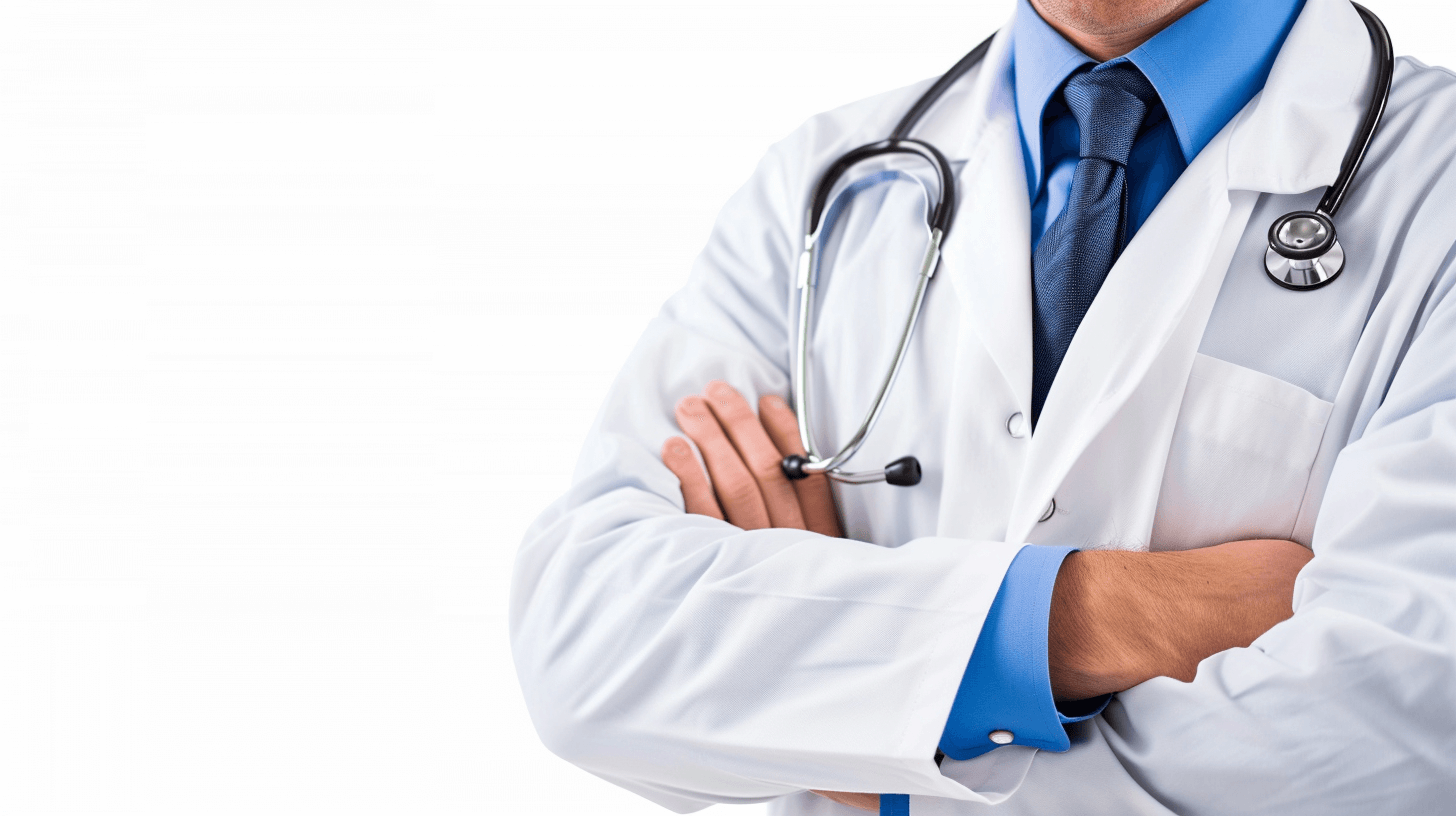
[1225,0,1375,195]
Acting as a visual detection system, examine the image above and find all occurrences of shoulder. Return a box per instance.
[1373,57,1456,170]
[1355,57,1456,247]
[1389,55,1456,104]
[761,76,942,185]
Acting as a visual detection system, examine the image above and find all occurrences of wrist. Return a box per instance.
[1048,551,1180,698]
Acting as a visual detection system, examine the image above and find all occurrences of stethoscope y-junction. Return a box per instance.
[781,3,1393,488]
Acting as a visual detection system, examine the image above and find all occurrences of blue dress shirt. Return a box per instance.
[928,0,1307,780]
[1017,0,1306,249]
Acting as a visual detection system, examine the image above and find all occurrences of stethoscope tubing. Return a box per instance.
[792,228,942,478]
[1317,3,1392,218]
[785,5,1392,487]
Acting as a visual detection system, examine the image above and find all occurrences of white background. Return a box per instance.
[2,1,1452,814]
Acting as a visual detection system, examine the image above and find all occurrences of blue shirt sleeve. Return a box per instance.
[937,544,1109,761]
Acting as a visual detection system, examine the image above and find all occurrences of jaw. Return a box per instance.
[1028,0,1210,60]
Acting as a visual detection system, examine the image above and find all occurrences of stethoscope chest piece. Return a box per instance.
[1265,210,1346,290]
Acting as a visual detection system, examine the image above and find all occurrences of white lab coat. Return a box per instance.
[510,0,1456,812]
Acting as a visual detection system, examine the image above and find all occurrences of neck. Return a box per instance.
[1028,0,1210,61]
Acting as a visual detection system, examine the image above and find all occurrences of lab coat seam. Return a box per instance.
[895,621,954,764]
[694,584,994,617]
[1184,370,1333,428]
[1284,412,1338,542]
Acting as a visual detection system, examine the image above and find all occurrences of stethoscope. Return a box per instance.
[780,3,1393,488]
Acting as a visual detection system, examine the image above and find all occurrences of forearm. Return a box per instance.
[1047,540,1309,700]
[515,327,1028,805]
[929,562,1456,816]
[514,477,1029,804]
[919,297,1456,814]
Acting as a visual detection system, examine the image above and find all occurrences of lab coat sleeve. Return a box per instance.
[508,127,1028,811]
[915,247,1456,815]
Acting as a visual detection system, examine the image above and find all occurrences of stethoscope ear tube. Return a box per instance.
[1264,3,1390,290]
[1316,3,1392,219]
[804,140,958,240]
[785,49,971,490]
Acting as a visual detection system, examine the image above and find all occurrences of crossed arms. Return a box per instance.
[511,138,1456,813]
[662,381,1312,811]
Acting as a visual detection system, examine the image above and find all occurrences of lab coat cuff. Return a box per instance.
[938,544,1077,760]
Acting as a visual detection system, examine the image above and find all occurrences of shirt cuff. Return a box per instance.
[937,544,1108,761]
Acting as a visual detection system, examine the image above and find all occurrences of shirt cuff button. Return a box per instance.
[989,730,1014,745]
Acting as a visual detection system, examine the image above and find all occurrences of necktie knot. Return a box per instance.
[1062,63,1160,166]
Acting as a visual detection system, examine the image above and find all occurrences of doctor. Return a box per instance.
[511,0,1456,812]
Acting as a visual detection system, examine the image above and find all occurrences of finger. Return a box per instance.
[759,394,843,538]
[811,791,879,812]
[661,436,724,520]
[675,395,771,529]
[704,381,807,530]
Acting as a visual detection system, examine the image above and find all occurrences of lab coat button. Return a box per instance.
[1006,412,1027,438]
[1038,499,1056,522]
[989,730,1014,745]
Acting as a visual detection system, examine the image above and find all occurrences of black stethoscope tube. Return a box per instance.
[1318,3,1392,218]
[889,34,995,142]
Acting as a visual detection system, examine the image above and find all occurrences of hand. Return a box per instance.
[662,380,842,537]
[810,791,879,812]
[664,382,865,809]
[1049,538,1314,699]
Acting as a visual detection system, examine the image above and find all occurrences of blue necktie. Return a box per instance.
[1030,63,1161,424]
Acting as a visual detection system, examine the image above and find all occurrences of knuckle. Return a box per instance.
[751,458,787,483]
[719,481,761,507]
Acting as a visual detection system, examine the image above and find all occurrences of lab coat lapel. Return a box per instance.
[923,25,1042,540]
[932,25,1035,415]
[1008,127,1246,541]
[1004,0,1374,542]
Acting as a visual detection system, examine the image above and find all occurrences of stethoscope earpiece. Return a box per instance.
[883,456,922,487]
[1264,210,1346,290]
[781,453,922,487]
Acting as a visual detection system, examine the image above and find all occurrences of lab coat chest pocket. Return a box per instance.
[1150,354,1333,550]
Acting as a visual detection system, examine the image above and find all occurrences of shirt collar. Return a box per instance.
[1012,0,1306,187]
[1011,0,1091,189]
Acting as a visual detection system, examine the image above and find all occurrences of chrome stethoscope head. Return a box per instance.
[1263,3,1391,291]
[1264,210,1345,290]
